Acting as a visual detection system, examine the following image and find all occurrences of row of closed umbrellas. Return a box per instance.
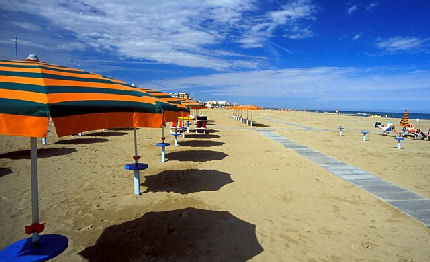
[0,55,205,260]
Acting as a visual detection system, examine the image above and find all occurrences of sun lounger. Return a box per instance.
[170,121,184,134]
[195,116,207,134]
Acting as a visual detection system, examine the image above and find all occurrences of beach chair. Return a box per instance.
[377,122,395,136]
[195,116,207,134]
[170,121,184,134]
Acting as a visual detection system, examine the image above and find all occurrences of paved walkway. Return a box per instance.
[258,129,430,227]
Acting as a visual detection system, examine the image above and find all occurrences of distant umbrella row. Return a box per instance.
[227,105,263,126]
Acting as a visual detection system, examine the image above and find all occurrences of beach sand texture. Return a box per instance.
[1,109,429,261]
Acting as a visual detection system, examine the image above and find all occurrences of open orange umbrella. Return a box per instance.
[0,55,174,260]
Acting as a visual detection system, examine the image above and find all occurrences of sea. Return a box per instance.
[265,108,430,120]
[317,110,430,120]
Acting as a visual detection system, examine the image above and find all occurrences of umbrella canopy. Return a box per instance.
[135,88,190,122]
[400,110,409,127]
[179,98,206,110]
[0,58,172,138]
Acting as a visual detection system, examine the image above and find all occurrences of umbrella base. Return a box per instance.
[0,234,68,262]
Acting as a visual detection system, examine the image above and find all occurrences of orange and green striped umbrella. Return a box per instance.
[135,88,190,122]
[0,59,173,138]
[400,110,409,127]
[179,98,206,109]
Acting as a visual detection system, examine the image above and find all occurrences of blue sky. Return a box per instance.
[1,0,429,112]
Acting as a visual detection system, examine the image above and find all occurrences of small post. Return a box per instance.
[42,137,47,145]
[161,146,166,162]
[395,137,404,150]
[361,131,368,142]
[338,126,344,136]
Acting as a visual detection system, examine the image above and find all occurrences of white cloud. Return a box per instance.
[353,33,363,40]
[1,0,316,70]
[0,38,49,49]
[376,36,429,53]
[238,0,315,47]
[347,5,357,15]
[142,67,430,106]
[10,21,42,31]
[366,2,378,11]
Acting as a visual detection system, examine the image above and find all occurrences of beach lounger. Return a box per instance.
[170,121,184,134]
[195,116,207,134]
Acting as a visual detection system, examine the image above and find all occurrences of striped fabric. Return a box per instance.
[135,88,190,122]
[178,98,206,109]
[0,59,175,137]
[400,110,409,127]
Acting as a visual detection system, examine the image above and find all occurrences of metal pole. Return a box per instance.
[30,137,40,245]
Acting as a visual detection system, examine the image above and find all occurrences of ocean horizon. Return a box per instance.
[263,108,430,120]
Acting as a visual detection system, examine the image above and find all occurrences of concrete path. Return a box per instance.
[258,129,430,227]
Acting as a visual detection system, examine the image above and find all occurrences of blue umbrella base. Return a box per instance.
[0,234,68,262]
[125,163,148,170]
[156,143,170,147]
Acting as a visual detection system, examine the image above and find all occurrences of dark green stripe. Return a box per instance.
[0,71,126,85]
[0,82,46,93]
[49,100,163,117]
[0,82,156,98]
[0,98,49,117]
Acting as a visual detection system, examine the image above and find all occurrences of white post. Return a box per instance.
[133,128,140,195]
[161,146,166,162]
[42,137,47,145]
[30,137,40,245]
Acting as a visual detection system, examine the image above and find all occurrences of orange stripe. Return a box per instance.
[53,112,163,137]
[0,75,46,86]
[0,89,48,103]
[0,113,48,137]
[47,93,159,104]
[163,110,181,123]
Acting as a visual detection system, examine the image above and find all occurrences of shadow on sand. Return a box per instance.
[142,169,233,194]
[185,134,220,139]
[179,140,224,147]
[55,138,109,145]
[85,131,127,137]
[0,147,77,160]
[109,127,135,131]
[251,123,270,127]
[79,207,263,262]
[0,167,12,177]
[166,150,228,162]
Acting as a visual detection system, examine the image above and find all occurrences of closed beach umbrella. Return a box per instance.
[400,110,409,127]
[0,55,170,260]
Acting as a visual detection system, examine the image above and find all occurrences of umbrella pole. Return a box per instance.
[30,137,40,245]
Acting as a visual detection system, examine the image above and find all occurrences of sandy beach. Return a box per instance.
[1,109,430,261]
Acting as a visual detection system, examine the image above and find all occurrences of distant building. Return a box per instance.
[169,92,190,99]
[205,100,231,108]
